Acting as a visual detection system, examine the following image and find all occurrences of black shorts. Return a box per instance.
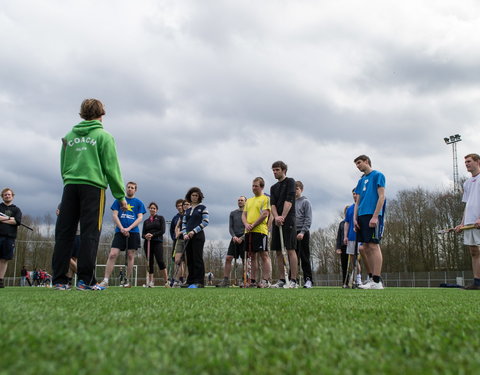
[227,238,245,258]
[244,232,268,253]
[356,215,384,244]
[270,224,296,251]
[0,237,15,260]
[111,232,141,250]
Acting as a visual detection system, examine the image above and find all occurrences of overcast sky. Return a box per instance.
[2,0,480,242]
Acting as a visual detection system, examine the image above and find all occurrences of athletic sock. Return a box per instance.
[291,279,297,284]
[372,275,381,283]
[368,273,373,279]
[223,276,229,280]
[280,279,286,283]
[180,277,184,282]
[474,278,480,286]
[251,279,256,284]
[104,278,109,283]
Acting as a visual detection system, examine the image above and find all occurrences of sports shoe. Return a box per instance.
[288,280,298,289]
[359,280,384,290]
[76,280,106,291]
[99,280,109,288]
[258,279,271,288]
[122,283,131,288]
[216,278,230,288]
[164,282,170,288]
[54,283,71,290]
[303,279,313,289]
[357,279,374,289]
[247,282,257,288]
[463,284,480,290]
[271,280,286,288]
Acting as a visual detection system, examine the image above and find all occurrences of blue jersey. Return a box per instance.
[345,204,356,241]
[111,197,146,233]
[355,170,386,216]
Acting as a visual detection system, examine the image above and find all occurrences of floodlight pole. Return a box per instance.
[443,134,462,193]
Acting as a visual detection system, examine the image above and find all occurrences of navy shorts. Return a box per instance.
[227,238,245,258]
[356,215,384,244]
[111,232,141,250]
[0,237,15,260]
[270,224,296,251]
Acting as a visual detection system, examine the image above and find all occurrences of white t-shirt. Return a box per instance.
[462,175,480,224]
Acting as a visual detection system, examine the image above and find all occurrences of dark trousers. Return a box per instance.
[185,231,205,285]
[144,240,166,273]
[52,184,105,285]
[340,247,348,284]
[295,231,313,282]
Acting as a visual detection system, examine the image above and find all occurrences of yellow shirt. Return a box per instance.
[245,194,270,235]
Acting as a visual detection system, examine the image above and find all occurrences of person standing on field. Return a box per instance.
[243,177,272,288]
[353,155,386,290]
[0,188,22,289]
[217,196,246,287]
[455,153,480,290]
[295,181,313,288]
[142,202,168,288]
[100,182,146,288]
[270,161,299,288]
[182,187,209,288]
[52,99,127,291]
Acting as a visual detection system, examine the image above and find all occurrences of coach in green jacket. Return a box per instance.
[52,98,127,290]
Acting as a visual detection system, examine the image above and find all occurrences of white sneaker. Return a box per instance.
[369,281,384,289]
[304,280,313,289]
[357,279,374,289]
[288,280,298,289]
[99,280,109,288]
[271,280,286,288]
[258,280,271,288]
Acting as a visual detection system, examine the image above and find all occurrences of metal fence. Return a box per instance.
[313,270,473,288]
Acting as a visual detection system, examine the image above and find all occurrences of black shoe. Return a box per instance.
[0,279,4,288]
[463,284,480,290]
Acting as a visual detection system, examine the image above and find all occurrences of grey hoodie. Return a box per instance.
[295,196,312,234]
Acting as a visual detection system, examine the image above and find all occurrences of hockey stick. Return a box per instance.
[438,224,475,234]
[279,225,290,287]
[0,212,33,231]
[145,239,151,287]
[344,254,351,287]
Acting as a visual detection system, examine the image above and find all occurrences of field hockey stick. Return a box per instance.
[123,234,129,286]
[344,254,351,286]
[146,239,151,286]
[279,225,290,287]
[350,241,359,289]
[0,212,33,231]
[437,224,476,234]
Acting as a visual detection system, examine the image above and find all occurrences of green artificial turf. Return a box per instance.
[1,287,479,375]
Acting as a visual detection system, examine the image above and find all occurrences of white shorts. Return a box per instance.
[464,228,480,246]
[346,241,357,255]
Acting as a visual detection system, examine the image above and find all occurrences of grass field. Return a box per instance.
[1,287,479,375]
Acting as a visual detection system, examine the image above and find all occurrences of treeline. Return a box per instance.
[309,187,467,274]
[6,186,469,280]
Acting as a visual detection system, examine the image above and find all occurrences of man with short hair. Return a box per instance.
[456,153,480,290]
[353,155,386,290]
[0,188,22,288]
[295,181,313,288]
[52,99,127,291]
[100,182,146,288]
[242,178,272,288]
[217,196,247,287]
[270,161,299,288]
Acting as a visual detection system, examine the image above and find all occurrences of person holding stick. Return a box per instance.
[142,202,169,287]
[182,187,209,288]
[270,161,298,288]
[100,182,146,288]
[0,188,22,288]
[353,155,386,290]
[455,153,480,290]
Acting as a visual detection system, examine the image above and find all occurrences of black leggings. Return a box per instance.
[185,231,205,285]
[144,240,166,273]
